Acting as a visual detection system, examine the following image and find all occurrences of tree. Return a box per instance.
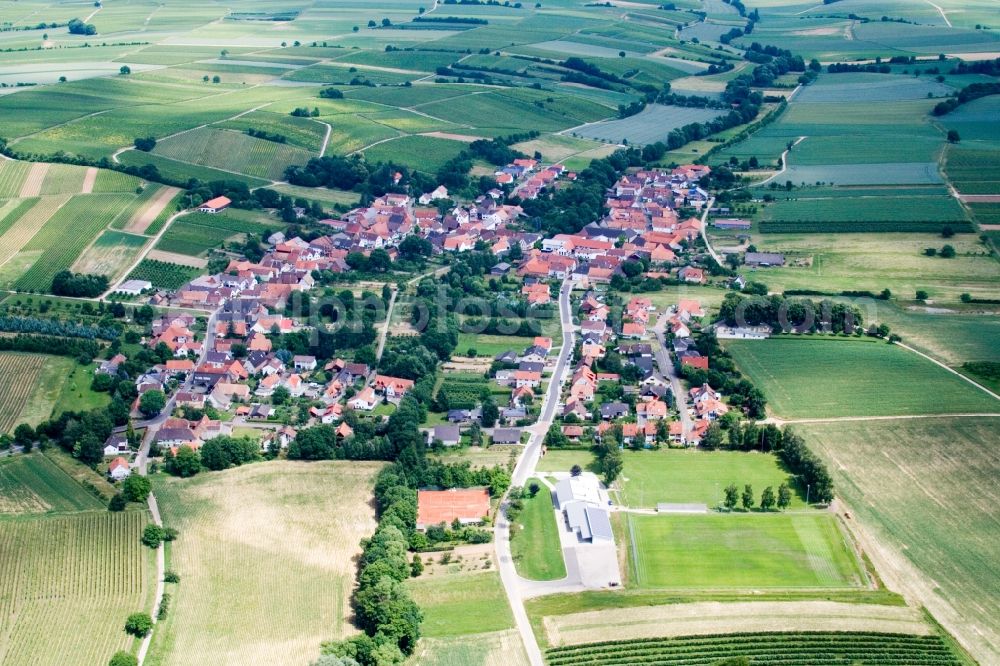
[947,129,960,143]
[122,475,151,502]
[141,524,165,548]
[481,398,499,428]
[741,484,754,511]
[777,483,791,510]
[368,19,377,27]
[915,289,928,301]
[410,553,424,577]
[13,423,34,447]
[119,65,131,75]
[109,651,138,666]
[212,75,221,83]
[133,136,156,152]
[601,445,623,485]
[124,612,153,637]
[760,485,776,511]
[701,422,724,449]
[570,464,583,477]
[108,493,128,512]
[723,483,738,510]
[940,244,956,258]
[166,445,200,477]
[941,225,955,238]
[381,17,392,26]
[138,390,166,418]
[272,385,291,405]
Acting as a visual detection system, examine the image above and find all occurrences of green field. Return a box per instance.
[155,211,277,257]
[627,513,865,589]
[148,461,381,666]
[117,150,271,188]
[361,135,469,174]
[153,127,314,181]
[725,338,999,418]
[0,352,107,432]
[126,259,203,289]
[547,632,961,666]
[758,194,970,234]
[456,332,534,358]
[407,570,515,638]
[620,450,804,510]
[0,453,106,515]
[799,417,1000,662]
[510,480,566,581]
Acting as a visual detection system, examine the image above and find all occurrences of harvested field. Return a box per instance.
[146,249,208,268]
[80,167,97,194]
[18,163,48,197]
[148,461,381,666]
[542,601,930,647]
[124,185,182,234]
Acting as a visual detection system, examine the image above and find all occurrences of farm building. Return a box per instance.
[116,279,153,295]
[745,252,786,267]
[712,218,752,230]
[554,475,613,543]
[198,195,232,213]
[416,488,491,530]
[108,457,131,481]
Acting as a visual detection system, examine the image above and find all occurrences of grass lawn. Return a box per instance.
[536,448,598,474]
[406,570,514,638]
[724,337,999,418]
[627,513,865,589]
[56,360,111,415]
[799,417,1000,662]
[456,332,534,358]
[511,479,566,581]
[429,446,518,470]
[620,449,805,510]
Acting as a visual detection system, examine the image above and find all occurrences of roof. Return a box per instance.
[417,488,490,526]
[492,428,521,444]
[200,195,231,209]
[433,424,461,442]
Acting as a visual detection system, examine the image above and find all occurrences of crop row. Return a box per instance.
[0,353,44,431]
[759,220,974,234]
[156,212,273,257]
[127,258,202,289]
[547,631,957,666]
[13,194,131,292]
[0,160,30,198]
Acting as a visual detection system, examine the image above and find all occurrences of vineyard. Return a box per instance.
[38,163,88,196]
[217,110,328,152]
[546,632,961,665]
[758,195,971,234]
[0,352,46,432]
[437,373,493,410]
[126,258,202,289]
[71,230,148,281]
[91,169,144,193]
[0,198,38,239]
[0,453,105,515]
[0,160,30,198]
[152,126,314,181]
[109,184,165,230]
[945,146,1000,195]
[12,194,132,292]
[759,219,974,233]
[0,510,155,666]
[0,196,66,271]
[155,211,276,257]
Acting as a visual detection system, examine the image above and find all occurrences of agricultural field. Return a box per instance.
[126,259,203,289]
[799,417,1000,663]
[945,145,1000,195]
[0,453,105,516]
[148,461,382,666]
[407,570,515,639]
[152,127,314,181]
[155,210,278,257]
[510,480,566,581]
[117,150,271,189]
[361,135,469,174]
[619,449,805,510]
[757,192,970,233]
[573,105,724,145]
[547,631,960,665]
[0,352,105,432]
[725,337,999,418]
[626,513,865,589]
[0,352,47,432]
[71,230,148,282]
[0,510,156,666]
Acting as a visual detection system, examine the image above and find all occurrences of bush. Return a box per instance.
[164,570,180,583]
[108,493,128,512]
[124,612,153,637]
[141,524,165,548]
[122,475,151,502]
[109,652,138,666]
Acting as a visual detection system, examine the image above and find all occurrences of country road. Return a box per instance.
[495,277,574,666]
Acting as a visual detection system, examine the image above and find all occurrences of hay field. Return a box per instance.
[148,461,382,666]
[799,417,1000,664]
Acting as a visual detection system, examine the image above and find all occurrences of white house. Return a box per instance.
[108,457,131,481]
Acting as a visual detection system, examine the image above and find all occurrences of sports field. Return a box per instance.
[626,513,865,589]
[620,450,804,510]
[799,417,1000,663]
[725,337,1000,418]
[148,461,381,666]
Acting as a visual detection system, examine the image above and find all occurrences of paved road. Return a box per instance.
[495,278,574,666]
[652,310,692,438]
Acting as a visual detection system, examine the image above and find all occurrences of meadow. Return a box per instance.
[0,510,155,666]
[724,337,999,418]
[799,417,1000,663]
[455,332,534,358]
[407,570,515,638]
[510,479,566,581]
[626,513,865,589]
[619,449,804,510]
[148,461,381,666]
